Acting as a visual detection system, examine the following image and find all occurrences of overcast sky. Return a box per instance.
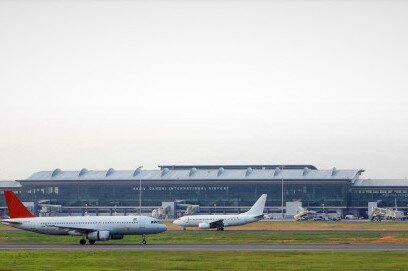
[0,0,407,179]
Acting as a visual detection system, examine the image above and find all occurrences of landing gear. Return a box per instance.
[216,227,224,231]
[80,238,96,245]
[142,234,147,245]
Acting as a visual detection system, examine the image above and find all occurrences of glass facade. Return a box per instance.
[349,188,408,208]
[19,180,349,208]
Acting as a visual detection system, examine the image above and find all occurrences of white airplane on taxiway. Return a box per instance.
[173,194,267,230]
[1,190,167,245]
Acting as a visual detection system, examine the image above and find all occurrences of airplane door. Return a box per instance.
[132,217,146,234]
[139,218,146,233]
[135,217,145,227]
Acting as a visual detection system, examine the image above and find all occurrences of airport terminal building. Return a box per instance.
[2,164,408,218]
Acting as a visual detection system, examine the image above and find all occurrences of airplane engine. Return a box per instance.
[87,231,111,241]
[110,234,124,240]
[198,222,210,229]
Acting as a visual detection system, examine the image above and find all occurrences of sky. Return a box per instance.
[0,0,407,179]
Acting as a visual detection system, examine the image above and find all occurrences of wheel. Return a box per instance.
[88,240,96,245]
[79,239,86,245]
[142,239,147,245]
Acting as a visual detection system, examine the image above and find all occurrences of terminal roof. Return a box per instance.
[0,180,21,189]
[22,166,363,182]
[159,165,318,170]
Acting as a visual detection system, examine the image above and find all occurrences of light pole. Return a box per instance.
[139,166,143,215]
[281,165,284,219]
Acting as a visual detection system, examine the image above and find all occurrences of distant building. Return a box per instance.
[2,165,408,217]
[15,165,360,215]
[350,179,408,211]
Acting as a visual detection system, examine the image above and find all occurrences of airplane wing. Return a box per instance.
[47,224,95,234]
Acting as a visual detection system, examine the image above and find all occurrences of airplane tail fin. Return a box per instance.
[3,190,35,218]
[243,194,267,217]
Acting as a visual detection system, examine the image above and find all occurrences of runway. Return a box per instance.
[1,243,408,251]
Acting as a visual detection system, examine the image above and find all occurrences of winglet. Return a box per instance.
[4,190,35,218]
[243,194,267,217]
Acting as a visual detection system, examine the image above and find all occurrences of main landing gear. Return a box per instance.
[142,234,147,245]
[79,239,95,245]
[216,227,224,231]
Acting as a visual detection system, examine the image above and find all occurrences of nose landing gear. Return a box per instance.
[142,234,147,245]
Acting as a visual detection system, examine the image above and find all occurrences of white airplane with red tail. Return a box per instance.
[1,190,167,245]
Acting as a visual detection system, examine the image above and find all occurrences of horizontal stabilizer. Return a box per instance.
[1,220,22,225]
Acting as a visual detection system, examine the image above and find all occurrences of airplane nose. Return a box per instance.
[173,219,181,226]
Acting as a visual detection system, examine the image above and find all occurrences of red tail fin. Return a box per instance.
[4,190,35,218]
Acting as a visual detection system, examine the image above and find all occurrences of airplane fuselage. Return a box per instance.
[2,215,167,236]
[173,214,259,228]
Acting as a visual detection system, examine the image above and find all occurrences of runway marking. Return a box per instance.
[1,243,408,251]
